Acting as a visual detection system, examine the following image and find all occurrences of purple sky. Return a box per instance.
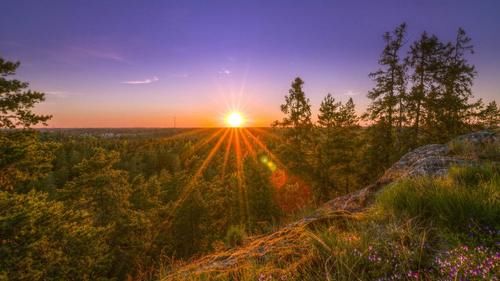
[1,0,499,127]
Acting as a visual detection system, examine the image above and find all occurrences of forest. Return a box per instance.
[0,24,498,281]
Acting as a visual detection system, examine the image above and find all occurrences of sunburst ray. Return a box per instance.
[161,129,230,229]
[221,128,234,178]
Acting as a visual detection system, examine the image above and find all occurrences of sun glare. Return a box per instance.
[225,111,245,127]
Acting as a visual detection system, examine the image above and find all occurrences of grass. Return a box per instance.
[160,163,499,281]
[448,138,500,161]
[376,164,499,234]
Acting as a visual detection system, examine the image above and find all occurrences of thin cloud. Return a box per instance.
[44,91,67,98]
[122,76,159,85]
[219,68,231,75]
[70,47,125,62]
[344,90,359,96]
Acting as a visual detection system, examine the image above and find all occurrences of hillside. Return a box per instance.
[163,131,499,281]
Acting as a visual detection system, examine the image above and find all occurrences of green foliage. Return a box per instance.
[376,164,499,233]
[314,96,360,201]
[244,157,280,230]
[273,77,314,174]
[275,77,312,130]
[480,101,500,129]
[0,131,57,191]
[0,57,51,128]
[0,56,56,192]
[225,225,247,248]
[0,191,110,281]
[62,148,131,226]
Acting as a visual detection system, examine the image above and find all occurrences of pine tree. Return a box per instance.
[406,32,444,146]
[330,98,359,195]
[273,77,313,172]
[480,100,499,129]
[0,57,51,128]
[0,56,55,191]
[432,28,478,140]
[315,94,341,201]
[317,93,341,129]
[316,96,359,200]
[366,23,407,166]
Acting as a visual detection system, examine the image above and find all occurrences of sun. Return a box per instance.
[225,111,245,127]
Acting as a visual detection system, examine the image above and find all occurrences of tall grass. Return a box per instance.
[375,163,499,233]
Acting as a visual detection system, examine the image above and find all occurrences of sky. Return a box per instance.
[1,0,499,127]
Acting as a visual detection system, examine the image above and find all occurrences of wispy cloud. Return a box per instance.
[71,47,125,62]
[44,91,68,98]
[219,68,231,75]
[344,90,359,96]
[122,76,159,85]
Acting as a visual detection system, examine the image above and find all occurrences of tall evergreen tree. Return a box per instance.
[406,32,444,146]
[273,77,313,172]
[317,93,341,129]
[480,100,499,129]
[316,96,359,200]
[0,56,55,191]
[330,98,359,195]
[432,28,478,140]
[0,57,51,128]
[314,94,341,200]
[366,23,407,165]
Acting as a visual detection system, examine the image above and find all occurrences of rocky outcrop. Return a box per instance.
[164,131,498,279]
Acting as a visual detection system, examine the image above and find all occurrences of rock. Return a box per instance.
[380,144,470,181]
[453,131,497,144]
